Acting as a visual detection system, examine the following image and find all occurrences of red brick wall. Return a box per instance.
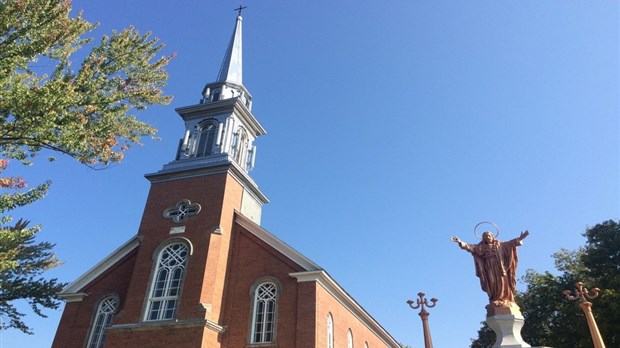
[219,223,306,347]
[113,172,242,328]
[295,282,318,348]
[106,326,207,348]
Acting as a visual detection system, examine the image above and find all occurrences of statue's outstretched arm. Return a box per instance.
[451,236,468,250]
[518,230,529,241]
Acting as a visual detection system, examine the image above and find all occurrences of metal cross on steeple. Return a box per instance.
[234,5,247,16]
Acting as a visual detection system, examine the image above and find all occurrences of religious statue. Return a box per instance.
[451,229,529,307]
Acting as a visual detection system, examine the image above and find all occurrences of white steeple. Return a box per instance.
[200,15,251,109]
[154,13,266,181]
[216,15,243,84]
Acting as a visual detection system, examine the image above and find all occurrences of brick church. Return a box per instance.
[52,13,400,348]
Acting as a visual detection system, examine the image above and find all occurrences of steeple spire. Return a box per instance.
[200,13,251,108]
[216,15,243,84]
[159,10,265,187]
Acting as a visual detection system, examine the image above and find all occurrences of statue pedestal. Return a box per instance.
[486,314,530,348]
[485,305,551,348]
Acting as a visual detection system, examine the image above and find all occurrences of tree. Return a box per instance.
[519,268,589,347]
[580,220,620,346]
[0,218,65,334]
[0,159,63,334]
[470,321,494,348]
[470,220,620,348]
[1,0,173,165]
[0,0,172,333]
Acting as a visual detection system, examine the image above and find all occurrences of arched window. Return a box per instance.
[364,342,369,348]
[211,89,221,102]
[250,281,278,343]
[196,121,218,157]
[86,296,118,348]
[347,329,354,348]
[145,242,189,321]
[232,128,249,169]
[327,313,334,348]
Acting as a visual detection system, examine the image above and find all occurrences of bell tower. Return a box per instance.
[153,13,266,223]
[101,13,268,347]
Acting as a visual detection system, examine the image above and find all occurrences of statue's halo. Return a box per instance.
[474,221,500,239]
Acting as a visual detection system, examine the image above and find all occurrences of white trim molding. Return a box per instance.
[59,292,89,303]
[108,319,227,333]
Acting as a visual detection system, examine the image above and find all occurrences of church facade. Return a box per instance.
[52,14,400,348]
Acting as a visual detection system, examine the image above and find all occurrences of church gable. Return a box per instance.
[52,238,140,348]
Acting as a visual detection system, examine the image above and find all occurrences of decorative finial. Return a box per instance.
[234,5,247,16]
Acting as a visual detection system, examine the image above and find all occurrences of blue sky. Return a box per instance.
[2,1,618,347]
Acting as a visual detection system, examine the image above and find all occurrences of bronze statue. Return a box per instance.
[451,230,529,307]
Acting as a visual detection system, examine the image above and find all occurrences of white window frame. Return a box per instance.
[347,329,354,348]
[327,313,334,348]
[250,281,278,343]
[144,242,189,321]
[86,295,118,348]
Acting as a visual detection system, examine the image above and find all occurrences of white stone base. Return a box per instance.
[486,314,551,348]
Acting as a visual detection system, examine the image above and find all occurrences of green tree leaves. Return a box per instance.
[0,219,64,334]
[0,159,60,334]
[0,0,172,166]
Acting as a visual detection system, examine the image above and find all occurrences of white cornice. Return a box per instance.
[234,214,320,271]
[289,270,400,348]
[58,292,88,302]
[175,98,266,136]
[59,236,142,298]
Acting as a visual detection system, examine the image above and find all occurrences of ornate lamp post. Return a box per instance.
[407,292,437,348]
[562,282,606,348]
